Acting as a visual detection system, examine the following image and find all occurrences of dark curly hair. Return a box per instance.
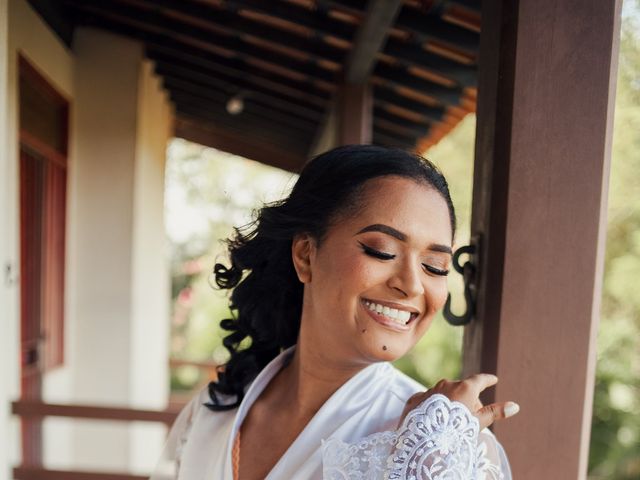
[206,144,456,410]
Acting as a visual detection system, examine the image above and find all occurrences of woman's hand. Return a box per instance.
[399,373,520,430]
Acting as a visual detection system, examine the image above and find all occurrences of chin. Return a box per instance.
[359,336,414,363]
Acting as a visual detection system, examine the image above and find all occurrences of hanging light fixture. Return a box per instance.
[226,92,245,115]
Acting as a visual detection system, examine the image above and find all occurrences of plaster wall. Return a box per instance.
[0,1,17,478]
[68,27,142,469]
[70,27,173,472]
[128,59,173,473]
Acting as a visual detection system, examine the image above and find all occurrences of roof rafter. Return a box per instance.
[40,0,480,155]
[175,116,307,172]
[344,0,403,83]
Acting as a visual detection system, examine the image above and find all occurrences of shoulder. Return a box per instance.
[353,363,426,432]
[169,386,210,439]
[378,362,426,403]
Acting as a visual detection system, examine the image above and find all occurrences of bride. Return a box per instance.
[152,145,518,479]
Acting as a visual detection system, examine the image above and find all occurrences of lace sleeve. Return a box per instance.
[322,394,511,480]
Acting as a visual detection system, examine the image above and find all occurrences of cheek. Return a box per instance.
[425,278,449,313]
[316,249,373,294]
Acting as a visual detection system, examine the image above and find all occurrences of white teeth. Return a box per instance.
[364,301,413,326]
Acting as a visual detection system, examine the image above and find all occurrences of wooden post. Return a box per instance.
[338,82,372,145]
[464,0,622,478]
[308,82,373,155]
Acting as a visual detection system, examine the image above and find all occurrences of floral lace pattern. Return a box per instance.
[322,394,505,480]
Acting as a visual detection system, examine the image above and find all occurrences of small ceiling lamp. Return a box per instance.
[226,92,245,115]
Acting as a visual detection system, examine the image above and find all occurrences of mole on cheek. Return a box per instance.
[382,345,387,351]
[361,329,367,333]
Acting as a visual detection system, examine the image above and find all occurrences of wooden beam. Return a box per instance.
[465,0,622,478]
[168,89,316,136]
[71,2,469,110]
[11,400,179,424]
[382,39,476,87]
[344,0,403,82]
[174,116,307,173]
[14,467,148,480]
[67,0,346,71]
[231,0,478,61]
[157,67,322,123]
[373,119,423,144]
[161,74,319,126]
[374,64,463,106]
[67,1,337,89]
[374,88,445,123]
[374,107,430,133]
[173,104,311,156]
[145,44,329,108]
[394,6,479,55]
[372,131,416,151]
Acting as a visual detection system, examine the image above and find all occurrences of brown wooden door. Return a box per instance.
[19,148,46,465]
[18,55,69,467]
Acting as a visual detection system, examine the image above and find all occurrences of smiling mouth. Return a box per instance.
[362,299,419,328]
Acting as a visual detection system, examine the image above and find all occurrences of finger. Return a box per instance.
[464,373,498,395]
[476,401,520,429]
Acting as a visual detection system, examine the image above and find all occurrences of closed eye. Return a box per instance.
[423,264,449,276]
[359,242,395,260]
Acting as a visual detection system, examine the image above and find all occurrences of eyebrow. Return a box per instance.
[355,223,453,255]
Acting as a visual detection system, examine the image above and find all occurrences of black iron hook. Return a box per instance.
[443,242,478,326]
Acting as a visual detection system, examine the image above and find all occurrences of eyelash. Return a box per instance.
[358,242,450,277]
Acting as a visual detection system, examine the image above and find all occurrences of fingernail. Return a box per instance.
[505,402,520,417]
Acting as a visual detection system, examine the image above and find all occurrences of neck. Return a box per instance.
[266,324,368,419]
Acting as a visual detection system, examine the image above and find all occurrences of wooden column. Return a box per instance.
[309,0,400,154]
[464,0,622,478]
[338,82,372,145]
[308,82,373,155]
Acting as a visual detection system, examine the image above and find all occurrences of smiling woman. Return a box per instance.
[151,145,516,480]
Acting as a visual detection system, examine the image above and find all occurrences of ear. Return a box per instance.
[291,233,316,283]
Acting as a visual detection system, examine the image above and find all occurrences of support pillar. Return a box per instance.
[464,0,622,478]
[337,82,372,145]
[309,82,372,156]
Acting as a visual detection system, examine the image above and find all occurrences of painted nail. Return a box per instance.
[505,402,520,417]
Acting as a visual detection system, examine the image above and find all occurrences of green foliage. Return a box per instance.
[588,2,640,477]
[165,140,296,390]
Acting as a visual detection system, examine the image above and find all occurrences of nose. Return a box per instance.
[387,259,424,298]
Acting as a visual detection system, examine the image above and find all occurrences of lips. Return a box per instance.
[361,298,419,331]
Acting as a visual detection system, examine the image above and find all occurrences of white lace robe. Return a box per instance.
[151,347,511,479]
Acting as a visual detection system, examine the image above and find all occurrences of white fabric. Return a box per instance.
[323,394,508,480]
[151,347,511,480]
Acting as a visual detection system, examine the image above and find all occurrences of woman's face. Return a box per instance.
[294,176,453,366]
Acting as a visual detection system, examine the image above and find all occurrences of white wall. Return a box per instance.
[69,27,142,469]
[129,59,173,473]
[70,28,173,472]
[3,1,173,473]
[0,1,18,478]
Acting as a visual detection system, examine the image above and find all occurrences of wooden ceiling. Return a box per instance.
[30,0,480,169]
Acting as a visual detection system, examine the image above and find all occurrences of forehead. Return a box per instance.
[341,176,453,244]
